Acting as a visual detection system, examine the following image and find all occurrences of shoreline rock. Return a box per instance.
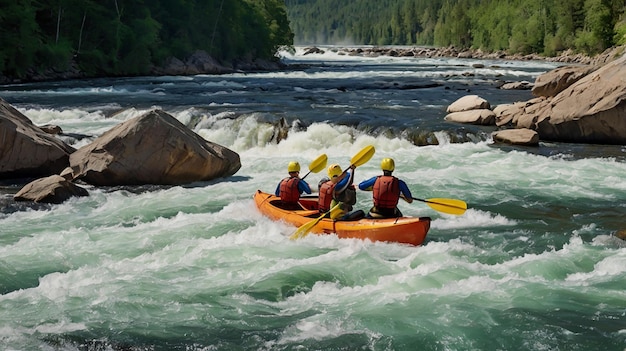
[3,45,618,85]
[444,45,626,146]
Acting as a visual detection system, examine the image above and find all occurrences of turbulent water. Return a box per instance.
[1,46,625,351]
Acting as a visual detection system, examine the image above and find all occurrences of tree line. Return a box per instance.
[0,0,293,80]
[285,0,626,56]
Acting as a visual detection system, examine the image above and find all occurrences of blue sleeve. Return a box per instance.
[298,179,312,194]
[398,180,412,199]
[275,181,281,196]
[334,170,352,193]
[358,176,377,190]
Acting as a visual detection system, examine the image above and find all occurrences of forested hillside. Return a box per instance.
[285,0,626,56]
[0,0,293,80]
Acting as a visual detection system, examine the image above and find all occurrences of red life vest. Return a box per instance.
[279,177,301,203]
[318,180,336,212]
[373,175,400,209]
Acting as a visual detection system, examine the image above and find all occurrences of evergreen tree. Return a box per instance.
[285,0,625,55]
[0,0,294,79]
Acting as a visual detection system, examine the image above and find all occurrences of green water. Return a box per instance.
[1,135,625,351]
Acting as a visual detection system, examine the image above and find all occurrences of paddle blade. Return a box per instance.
[289,216,323,240]
[423,198,467,215]
[309,154,328,174]
[289,204,340,240]
[350,145,375,167]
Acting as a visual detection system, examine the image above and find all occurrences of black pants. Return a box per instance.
[368,206,402,218]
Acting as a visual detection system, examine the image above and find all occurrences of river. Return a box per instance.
[0,46,625,350]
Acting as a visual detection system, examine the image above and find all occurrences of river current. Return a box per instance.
[0,46,625,350]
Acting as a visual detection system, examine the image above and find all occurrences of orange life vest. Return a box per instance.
[373,175,400,209]
[318,180,336,212]
[279,177,301,203]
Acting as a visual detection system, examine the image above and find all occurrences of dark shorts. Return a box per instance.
[368,206,402,218]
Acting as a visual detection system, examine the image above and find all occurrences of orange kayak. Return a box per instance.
[254,190,431,246]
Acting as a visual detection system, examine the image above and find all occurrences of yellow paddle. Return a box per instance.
[409,197,467,215]
[301,154,328,180]
[290,145,376,240]
[289,204,342,240]
[350,145,376,168]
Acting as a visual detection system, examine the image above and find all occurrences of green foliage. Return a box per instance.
[615,20,626,45]
[285,0,626,56]
[0,0,42,76]
[37,40,74,72]
[0,0,294,79]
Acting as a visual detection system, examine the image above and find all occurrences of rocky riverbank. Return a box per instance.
[301,45,613,65]
[0,51,285,84]
[440,45,626,146]
[4,45,623,84]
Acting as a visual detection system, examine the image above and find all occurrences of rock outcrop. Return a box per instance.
[69,109,241,185]
[14,175,88,204]
[531,65,596,98]
[445,45,626,145]
[0,98,75,179]
[516,53,626,144]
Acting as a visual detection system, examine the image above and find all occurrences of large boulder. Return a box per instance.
[531,64,596,98]
[0,98,75,179]
[14,175,88,204]
[517,53,626,144]
[69,110,241,185]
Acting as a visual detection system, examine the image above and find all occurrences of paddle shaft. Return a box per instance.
[413,197,463,209]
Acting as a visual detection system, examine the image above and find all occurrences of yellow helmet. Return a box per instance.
[381,158,395,172]
[288,161,300,173]
[327,163,342,178]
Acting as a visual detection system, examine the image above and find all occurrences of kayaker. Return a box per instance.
[275,161,312,208]
[358,158,413,218]
[318,163,363,220]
